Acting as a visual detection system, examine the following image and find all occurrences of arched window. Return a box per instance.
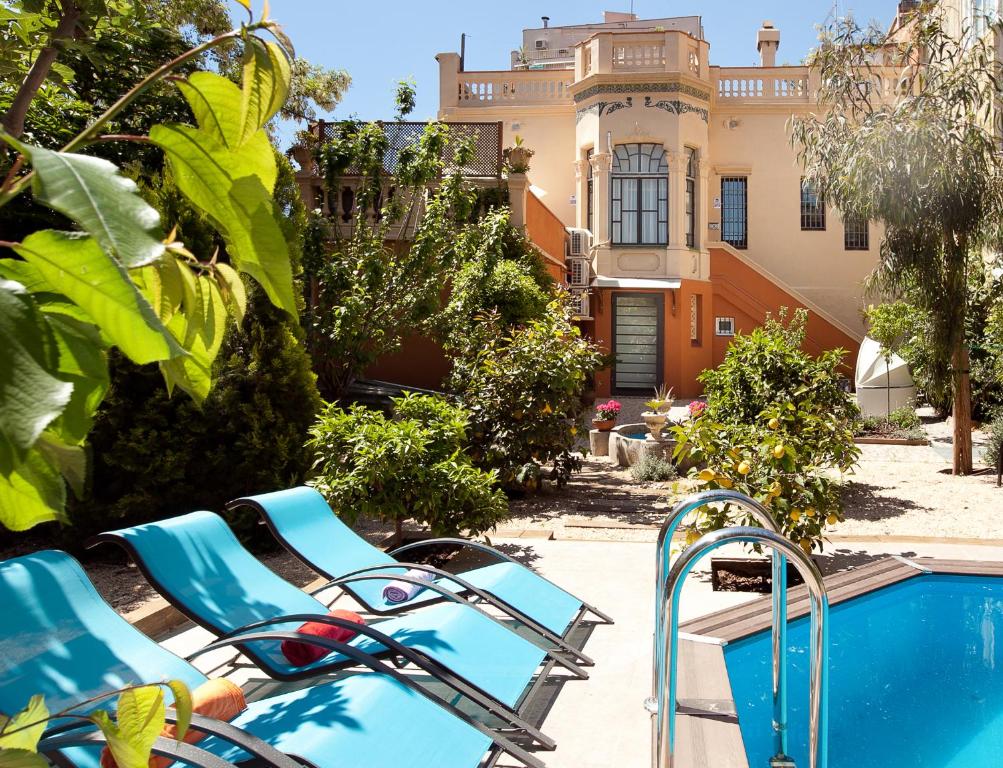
[611,143,668,245]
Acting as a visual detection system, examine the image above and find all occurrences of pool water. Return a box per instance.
[725,574,1003,768]
[624,432,648,440]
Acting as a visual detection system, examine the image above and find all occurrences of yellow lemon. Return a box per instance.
[716,475,734,489]
[826,513,839,526]
[772,444,786,459]
[800,538,813,555]
[685,529,700,546]
[737,461,751,475]
[698,468,716,482]
[570,426,577,436]
[769,480,782,497]
[790,509,802,522]
[542,403,553,415]
[806,507,816,518]
[768,418,780,430]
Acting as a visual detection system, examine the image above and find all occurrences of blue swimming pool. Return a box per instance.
[725,574,1003,768]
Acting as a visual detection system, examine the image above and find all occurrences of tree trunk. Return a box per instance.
[952,342,974,475]
[1,2,81,138]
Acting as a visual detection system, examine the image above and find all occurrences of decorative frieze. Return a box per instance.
[575,96,634,123]
[573,81,711,104]
[643,96,709,123]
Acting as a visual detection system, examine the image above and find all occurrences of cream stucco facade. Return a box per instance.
[437,11,894,339]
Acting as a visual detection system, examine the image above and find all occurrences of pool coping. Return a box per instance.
[673,556,1003,767]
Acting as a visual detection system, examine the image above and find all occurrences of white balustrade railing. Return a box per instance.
[612,43,666,70]
[714,68,812,102]
[457,72,573,105]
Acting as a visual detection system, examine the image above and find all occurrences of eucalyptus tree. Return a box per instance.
[792,8,1003,474]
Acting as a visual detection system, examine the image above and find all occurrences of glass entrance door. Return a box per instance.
[612,293,663,392]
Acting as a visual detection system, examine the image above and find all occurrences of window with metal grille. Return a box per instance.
[586,148,594,235]
[844,214,869,250]
[685,148,696,248]
[800,179,825,230]
[611,143,668,245]
[715,317,736,336]
[721,177,748,249]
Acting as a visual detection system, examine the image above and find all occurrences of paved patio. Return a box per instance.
[155,534,1003,768]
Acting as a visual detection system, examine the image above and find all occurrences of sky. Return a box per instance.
[232,1,897,150]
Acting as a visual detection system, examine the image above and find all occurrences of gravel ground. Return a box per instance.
[4,407,997,615]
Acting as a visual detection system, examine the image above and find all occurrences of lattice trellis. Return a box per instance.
[315,121,502,178]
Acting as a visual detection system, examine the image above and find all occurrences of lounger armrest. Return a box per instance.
[388,537,523,568]
[182,633,541,768]
[311,567,498,609]
[188,619,507,713]
[164,711,303,768]
[38,730,237,768]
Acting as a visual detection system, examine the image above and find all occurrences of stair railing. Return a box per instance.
[649,490,791,763]
[653,526,830,768]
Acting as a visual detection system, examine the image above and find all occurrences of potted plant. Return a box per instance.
[642,384,674,436]
[503,135,534,174]
[592,399,622,431]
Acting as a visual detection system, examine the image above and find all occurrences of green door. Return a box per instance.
[612,293,663,393]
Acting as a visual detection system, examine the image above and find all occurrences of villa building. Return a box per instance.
[434,9,932,397]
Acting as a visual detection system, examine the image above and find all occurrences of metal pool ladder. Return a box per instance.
[648,491,830,768]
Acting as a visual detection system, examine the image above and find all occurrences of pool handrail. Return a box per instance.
[655,526,830,768]
[650,490,791,761]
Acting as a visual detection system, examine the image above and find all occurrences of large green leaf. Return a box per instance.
[35,432,86,499]
[0,281,72,475]
[165,681,192,743]
[240,39,291,142]
[151,124,294,314]
[0,694,48,750]
[176,72,246,150]
[44,311,109,444]
[113,686,165,768]
[3,137,165,267]
[0,749,48,768]
[0,448,66,531]
[13,231,183,365]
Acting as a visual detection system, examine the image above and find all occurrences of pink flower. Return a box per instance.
[688,400,707,418]
[595,400,622,420]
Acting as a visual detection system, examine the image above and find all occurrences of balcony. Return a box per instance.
[455,70,574,107]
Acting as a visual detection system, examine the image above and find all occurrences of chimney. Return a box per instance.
[757,20,780,67]
[542,15,550,28]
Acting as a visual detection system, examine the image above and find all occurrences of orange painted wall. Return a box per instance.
[708,248,860,377]
[525,190,568,283]
[588,253,861,398]
[589,282,714,399]
[364,332,450,390]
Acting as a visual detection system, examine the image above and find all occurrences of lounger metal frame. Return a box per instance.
[90,535,569,753]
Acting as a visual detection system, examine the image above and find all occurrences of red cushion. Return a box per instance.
[280,609,366,666]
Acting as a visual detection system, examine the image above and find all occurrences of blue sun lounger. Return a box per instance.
[228,486,613,665]
[92,511,583,750]
[0,551,544,768]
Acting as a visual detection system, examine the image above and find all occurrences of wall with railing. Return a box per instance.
[456,71,574,106]
[711,65,912,105]
[525,190,569,281]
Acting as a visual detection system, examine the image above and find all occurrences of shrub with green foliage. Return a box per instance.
[673,309,860,553]
[630,454,678,483]
[66,154,322,546]
[447,296,606,490]
[307,393,508,536]
[985,412,1003,470]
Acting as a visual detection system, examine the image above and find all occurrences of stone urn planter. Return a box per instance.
[592,418,616,432]
[641,411,668,435]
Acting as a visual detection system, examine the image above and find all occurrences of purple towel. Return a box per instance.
[382,568,436,604]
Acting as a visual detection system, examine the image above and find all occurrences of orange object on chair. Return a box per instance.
[280,609,367,667]
[100,678,247,768]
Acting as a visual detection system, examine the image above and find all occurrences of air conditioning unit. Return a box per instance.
[567,257,590,288]
[570,290,591,319]
[566,227,592,257]
[535,39,548,49]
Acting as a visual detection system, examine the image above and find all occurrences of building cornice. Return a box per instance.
[571,75,712,103]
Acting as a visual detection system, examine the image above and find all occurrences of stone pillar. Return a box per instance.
[507,172,530,231]
[574,159,586,229]
[435,52,461,114]
[590,151,613,274]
